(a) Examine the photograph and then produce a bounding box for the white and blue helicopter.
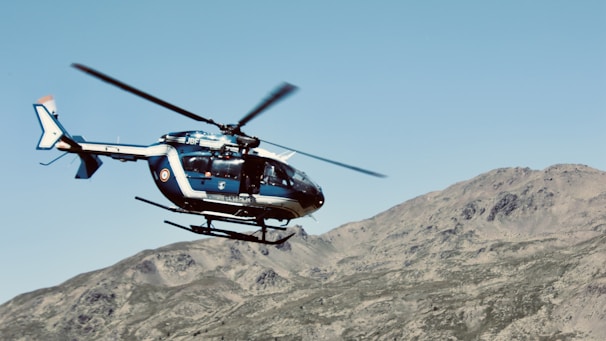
[34,64,385,244]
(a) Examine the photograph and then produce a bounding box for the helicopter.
[34,64,386,245]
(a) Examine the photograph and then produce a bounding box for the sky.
[1,1,604,304]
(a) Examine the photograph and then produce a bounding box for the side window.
[211,159,244,179]
[263,161,291,187]
[182,156,210,173]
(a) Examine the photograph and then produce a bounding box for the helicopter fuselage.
[148,131,325,221]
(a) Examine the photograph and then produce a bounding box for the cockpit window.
[282,163,319,193]
[283,164,308,183]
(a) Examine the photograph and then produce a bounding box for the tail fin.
[33,96,102,179]
[33,96,77,150]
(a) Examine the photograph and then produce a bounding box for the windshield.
[263,160,318,192]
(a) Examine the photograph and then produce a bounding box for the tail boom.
[33,96,154,179]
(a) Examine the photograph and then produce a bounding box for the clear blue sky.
[1,1,604,304]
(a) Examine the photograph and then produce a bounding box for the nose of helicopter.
[316,190,325,209]
[300,187,324,214]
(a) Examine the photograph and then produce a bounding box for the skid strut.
[135,196,294,244]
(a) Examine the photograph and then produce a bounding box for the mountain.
[1,164,605,340]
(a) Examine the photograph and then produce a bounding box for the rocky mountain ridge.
[1,164,605,340]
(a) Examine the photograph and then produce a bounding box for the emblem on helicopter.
[33,63,386,245]
[159,168,170,182]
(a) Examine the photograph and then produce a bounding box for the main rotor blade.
[72,63,221,128]
[237,82,297,130]
[261,139,387,178]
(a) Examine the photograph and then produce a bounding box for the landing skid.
[164,220,294,245]
[135,196,295,245]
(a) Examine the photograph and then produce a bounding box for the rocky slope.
[1,164,605,340]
